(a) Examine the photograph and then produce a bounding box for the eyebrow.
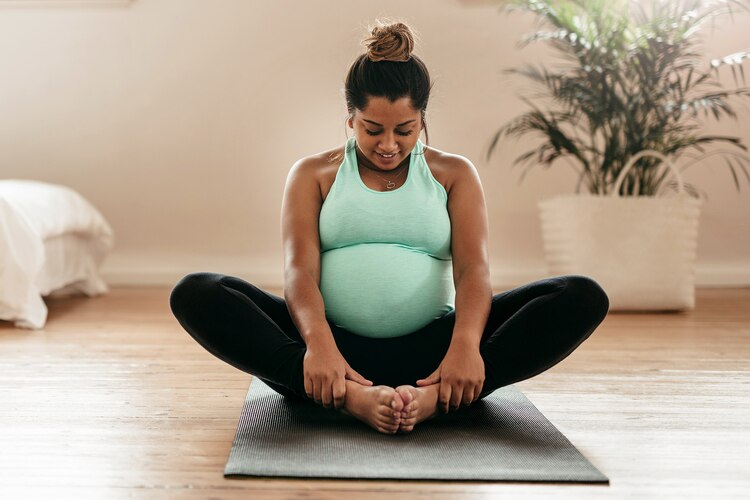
[362,119,416,127]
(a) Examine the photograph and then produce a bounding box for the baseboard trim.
[100,262,750,289]
[101,267,284,290]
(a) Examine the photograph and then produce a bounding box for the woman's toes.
[403,400,416,417]
[395,385,414,404]
[389,390,404,414]
[395,386,417,415]
[404,403,418,420]
[378,418,399,433]
[379,407,401,424]
[397,415,416,433]
[400,414,417,426]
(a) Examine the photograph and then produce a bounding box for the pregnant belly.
[319,243,455,338]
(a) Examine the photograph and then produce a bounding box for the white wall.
[1,0,748,289]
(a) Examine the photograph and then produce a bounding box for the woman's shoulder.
[423,144,478,196]
[290,144,346,201]
[293,144,345,172]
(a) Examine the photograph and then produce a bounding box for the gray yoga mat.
[224,378,609,483]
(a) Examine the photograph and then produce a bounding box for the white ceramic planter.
[538,151,703,311]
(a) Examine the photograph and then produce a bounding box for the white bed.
[0,179,114,330]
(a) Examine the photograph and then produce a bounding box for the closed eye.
[365,129,413,136]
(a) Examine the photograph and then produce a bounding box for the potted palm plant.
[488,0,750,310]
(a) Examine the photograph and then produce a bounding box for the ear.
[347,116,354,129]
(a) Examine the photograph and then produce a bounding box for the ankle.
[418,383,440,410]
[345,379,367,394]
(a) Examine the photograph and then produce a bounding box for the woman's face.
[347,96,423,172]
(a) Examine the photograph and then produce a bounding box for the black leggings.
[169,273,609,402]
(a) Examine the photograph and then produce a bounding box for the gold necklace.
[363,164,408,190]
[355,145,408,190]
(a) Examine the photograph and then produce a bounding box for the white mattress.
[0,180,114,329]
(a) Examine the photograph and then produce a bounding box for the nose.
[378,131,398,152]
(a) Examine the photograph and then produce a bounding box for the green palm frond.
[491,0,750,196]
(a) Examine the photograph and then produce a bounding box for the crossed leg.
[169,273,608,434]
[340,275,609,432]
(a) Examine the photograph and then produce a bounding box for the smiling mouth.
[377,152,397,158]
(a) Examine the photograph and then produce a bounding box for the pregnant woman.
[169,20,609,434]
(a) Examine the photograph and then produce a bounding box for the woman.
[169,20,609,435]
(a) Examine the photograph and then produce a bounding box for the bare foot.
[394,384,440,433]
[339,380,404,434]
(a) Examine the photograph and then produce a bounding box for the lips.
[375,152,398,166]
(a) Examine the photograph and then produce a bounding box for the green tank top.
[318,136,455,338]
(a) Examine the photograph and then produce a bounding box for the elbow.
[283,265,320,297]
[454,264,491,290]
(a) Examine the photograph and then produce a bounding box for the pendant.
[386,180,396,189]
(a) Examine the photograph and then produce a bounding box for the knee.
[561,275,610,323]
[169,272,224,317]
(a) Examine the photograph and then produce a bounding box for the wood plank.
[1,286,748,498]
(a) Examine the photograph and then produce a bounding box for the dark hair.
[343,20,434,145]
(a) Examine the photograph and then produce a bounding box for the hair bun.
[363,21,415,62]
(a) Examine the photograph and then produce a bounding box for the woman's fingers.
[447,384,479,410]
[474,383,483,403]
[439,383,452,413]
[321,381,333,408]
[304,377,313,400]
[449,385,464,410]
[462,387,475,406]
[346,367,372,386]
[416,368,440,386]
[313,380,322,404]
[332,378,346,409]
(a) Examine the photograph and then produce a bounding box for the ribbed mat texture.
[224,378,608,483]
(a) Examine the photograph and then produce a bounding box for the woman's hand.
[416,342,485,413]
[303,341,372,409]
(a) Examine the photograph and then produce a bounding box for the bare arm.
[280,157,372,409]
[416,154,491,413]
[447,157,492,350]
[281,158,336,351]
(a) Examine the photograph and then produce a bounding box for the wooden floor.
[1,286,749,499]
